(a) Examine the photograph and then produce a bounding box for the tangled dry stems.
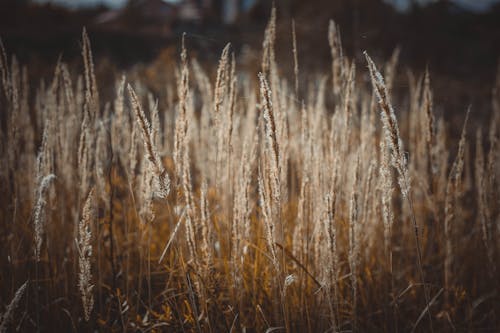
[0,11,499,333]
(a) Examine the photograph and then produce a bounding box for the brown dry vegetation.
[0,7,499,333]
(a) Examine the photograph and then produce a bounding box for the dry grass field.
[0,7,499,332]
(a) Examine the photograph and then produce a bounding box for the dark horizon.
[1,0,499,115]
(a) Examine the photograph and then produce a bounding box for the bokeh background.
[1,0,500,115]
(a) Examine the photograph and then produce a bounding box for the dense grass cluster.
[0,9,499,332]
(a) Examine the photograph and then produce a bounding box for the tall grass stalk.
[365,51,434,333]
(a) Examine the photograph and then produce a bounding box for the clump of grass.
[0,9,498,333]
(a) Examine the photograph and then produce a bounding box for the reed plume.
[128,84,170,199]
[0,281,28,333]
[77,188,94,321]
[33,174,56,261]
[365,51,434,333]
[292,19,299,96]
[328,20,344,97]
[444,108,470,302]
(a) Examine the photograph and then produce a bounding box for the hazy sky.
[33,0,499,12]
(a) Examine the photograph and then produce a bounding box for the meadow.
[0,8,498,332]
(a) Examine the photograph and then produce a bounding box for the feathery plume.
[444,108,470,300]
[349,155,360,332]
[365,51,410,198]
[328,19,343,96]
[323,192,339,329]
[212,43,231,186]
[380,135,394,256]
[384,46,400,95]
[128,84,170,198]
[33,174,56,261]
[258,72,281,204]
[422,69,437,183]
[486,111,498,197]
[257,166,277,266]
[77,188,94,321]
[0,281,28,333]
[81,27,99,112]
[365,51,433,333]
[475,128,496,273]
[174,34,190,179]
[200,180,212,267]
[0,38,11,99]
[261,6,276,75]
[292,19,299,96]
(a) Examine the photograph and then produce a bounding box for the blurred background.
[1,0,499,112]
